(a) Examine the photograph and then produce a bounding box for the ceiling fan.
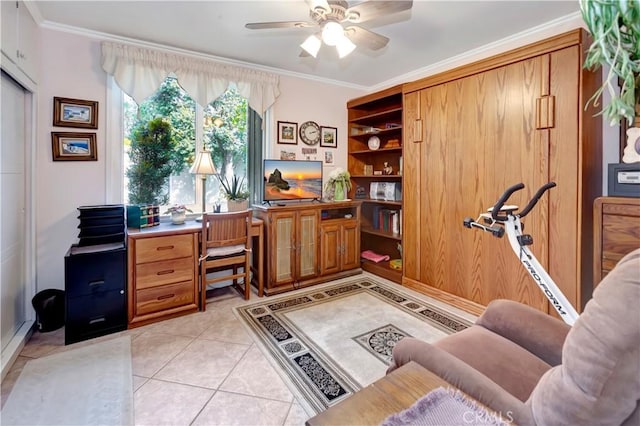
[245,0,413,58]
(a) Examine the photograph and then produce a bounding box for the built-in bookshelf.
[347,85,403,283]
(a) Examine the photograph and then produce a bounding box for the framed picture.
[320,126,337,148]
[51,132,97,161]
[53,97,99,129]
[277,121,298,145]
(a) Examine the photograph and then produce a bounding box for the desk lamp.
[189,149,217,220]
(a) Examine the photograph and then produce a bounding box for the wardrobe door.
[1,71,28,351]
[420,56,550,310]
[402,90,421,281]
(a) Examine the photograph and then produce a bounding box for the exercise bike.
[463,182,579,325]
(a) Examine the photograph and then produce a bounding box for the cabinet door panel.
[341,221,360,271]
[320,223,340,275]
[402,90,421,281]
[297,211,319,279]
[417,56,547,310]
[273,212,295,285]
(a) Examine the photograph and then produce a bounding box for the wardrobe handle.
[89,317,106,325]
[88,279,105,286]
[156,245,174,251]
[157,269,174,276]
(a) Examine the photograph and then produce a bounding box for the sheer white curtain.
[101,42,280,117]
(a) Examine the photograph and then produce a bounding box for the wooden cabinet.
[127,228,199,327]
[254,201,361,295]
[1,1,39,82]
[347,85,403,283]
[594,197,640,284]
[320,219,360,275]
[401,29,602,313]
[269,209,319,288]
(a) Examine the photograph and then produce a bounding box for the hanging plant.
[580,0,640,126]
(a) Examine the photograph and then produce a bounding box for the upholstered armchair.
[388,249,640,425]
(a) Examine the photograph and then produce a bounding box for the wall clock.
[299,121,321,146]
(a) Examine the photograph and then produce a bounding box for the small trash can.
[31,289,65,332]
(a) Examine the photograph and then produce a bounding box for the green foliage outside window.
[126,118,177,204]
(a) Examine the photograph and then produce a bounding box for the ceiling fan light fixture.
[300,34,322,57]
[336,36,356,58]
[321,21,344,46]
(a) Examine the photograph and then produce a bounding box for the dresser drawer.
[136,234,194,264]
[601,214,640,272]
[136,257,194,289]
[136,280,195,316]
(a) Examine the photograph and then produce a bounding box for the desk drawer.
[136,234,194,264]
[136,257,194,289]
[136,280,194,315]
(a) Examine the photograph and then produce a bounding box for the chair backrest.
[201,210,251,253]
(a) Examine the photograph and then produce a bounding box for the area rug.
[235,277,474,414]
[1,335,134,425]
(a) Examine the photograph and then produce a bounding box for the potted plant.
[580,0,639,127]
[324,167,352,201]
[219,175,250,211]
[163,204,193,225]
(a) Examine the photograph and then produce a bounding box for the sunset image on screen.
[264,160,323,201]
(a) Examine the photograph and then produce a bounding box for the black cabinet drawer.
[65,249,126,297]
[65,290,127,345]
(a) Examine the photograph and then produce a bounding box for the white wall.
[268,76,363,178]
[35,28,364,292]
[37,30,108,291]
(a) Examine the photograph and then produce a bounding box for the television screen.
[264,159,323,202]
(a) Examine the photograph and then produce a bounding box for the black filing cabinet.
[65,244,127,345]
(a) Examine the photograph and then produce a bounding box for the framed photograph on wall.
[320,126,337,148]
[51,132,97,161]
[277,121,298,145]
[53,97,99,129]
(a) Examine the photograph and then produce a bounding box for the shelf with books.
[347,85,403,284]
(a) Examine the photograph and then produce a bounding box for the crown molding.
[369,12,585,93]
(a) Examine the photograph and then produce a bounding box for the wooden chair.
[199,210,252,309]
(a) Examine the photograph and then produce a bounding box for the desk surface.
[306,362,452,426]
[127,217,263,239]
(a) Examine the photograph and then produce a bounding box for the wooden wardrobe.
[402,29,602,314]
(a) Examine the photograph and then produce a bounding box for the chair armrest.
[389,337,534,425]
[476,300,570,366]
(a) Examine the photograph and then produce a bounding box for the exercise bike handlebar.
[490,182,556,221]
[518,182,556,218]
[491,183,524,221]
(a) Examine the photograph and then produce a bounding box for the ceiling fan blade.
[344,25,389,50]
[345,0,413,23]
[245,21,316,30]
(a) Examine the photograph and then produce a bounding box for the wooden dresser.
[593,197,640,285]
[127,224,200,328]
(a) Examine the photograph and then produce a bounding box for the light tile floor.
[1,287,311,426]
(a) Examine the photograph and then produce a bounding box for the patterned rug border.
[235,277,473,414]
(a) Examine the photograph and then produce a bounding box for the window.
[122,77,261,212]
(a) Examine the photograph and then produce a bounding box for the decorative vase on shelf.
[171,210,186,225]
[334,181,345,201]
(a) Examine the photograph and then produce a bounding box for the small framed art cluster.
[277,120,337,148]
[51,97,99,161]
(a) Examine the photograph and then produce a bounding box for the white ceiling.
[31,0,581,89]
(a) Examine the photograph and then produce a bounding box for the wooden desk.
[306,362,451,426]
[127,217,264,327]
